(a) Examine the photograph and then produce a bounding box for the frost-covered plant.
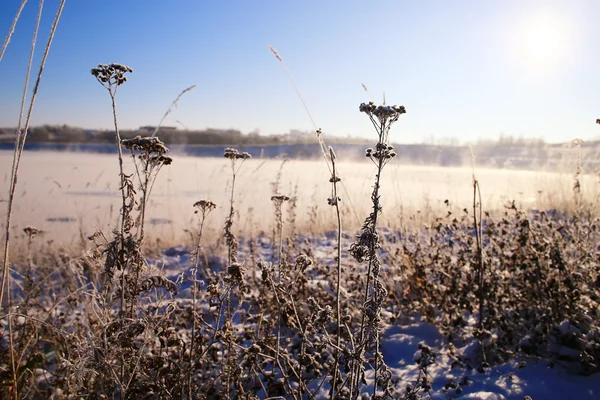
[87,64,180,397]
[348,101,406,397]
[188,199,216,397]
[220,147,250,397]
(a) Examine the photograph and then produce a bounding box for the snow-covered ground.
[377,321,600,399]
[154,232,600,400]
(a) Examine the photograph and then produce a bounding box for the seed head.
[193,200,217,214]
[359,101,406,129]
[271,195,290,202]
[23,226,42,238]
[224,148,251,160]
[91,63,133,88]
[122,135,169,155]
[327,196,341,206]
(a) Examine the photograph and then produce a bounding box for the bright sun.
[516,12,569,75]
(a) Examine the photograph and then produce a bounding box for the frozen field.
[0,150,594,244]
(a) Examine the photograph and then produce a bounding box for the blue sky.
[1,0,600,144]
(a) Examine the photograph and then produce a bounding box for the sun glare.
[515,12,569,76]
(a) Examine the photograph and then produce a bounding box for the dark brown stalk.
[470,147,486,364]
[473,179,485,352]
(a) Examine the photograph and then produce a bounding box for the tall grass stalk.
[268,44,360,226]
[3,2,43,395]
[328,146,343,399]
[151,84,196,138]
[0,2,66,396]
[268,46,350,397]
[0,0,27,63]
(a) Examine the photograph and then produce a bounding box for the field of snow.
[0,150,593,245]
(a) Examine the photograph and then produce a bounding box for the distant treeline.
[0,125,370,146]
[2,125,600,171]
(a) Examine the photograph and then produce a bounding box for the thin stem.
[330,156,343,400]
[151,85,197,137]
[109,90,128,324]
[108,89,130,391]
[188,209,210,398]
[473,179,486,363]
[4,2,44,396]
[352,119,386,398]
[0,0,28,63]
[1,2,66,398]
[137,157,150,243]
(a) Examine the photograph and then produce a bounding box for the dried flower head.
[148,154,172,166]
[193,200,217,213]
[23,226,42,238]
[224,148,251,160]
[270,195,290,203]
[365,143,396,163]
[122,136,169,155]
[359,101,406,123]
[226,262,245,286]
[359,101,406,145]
[90,63,133,88]
[327,196,341,206]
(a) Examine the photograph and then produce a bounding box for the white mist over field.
[0,150,594,244]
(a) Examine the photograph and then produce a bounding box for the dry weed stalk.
[221,147,250,397]
[349,101,405,398]
[122,135,172,243]
[270,160,289,263]
[151,84,197,138]
[0,2,66,397]
[571,138,583,214]
[0,0,27,63]
[90,64,178,397]
[469,146,487,365]
[327,145,344,398]
[188,199,216,398]
[91,63,134,324]
[268,46,352,397]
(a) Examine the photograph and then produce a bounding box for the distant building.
[139,126,177,134]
